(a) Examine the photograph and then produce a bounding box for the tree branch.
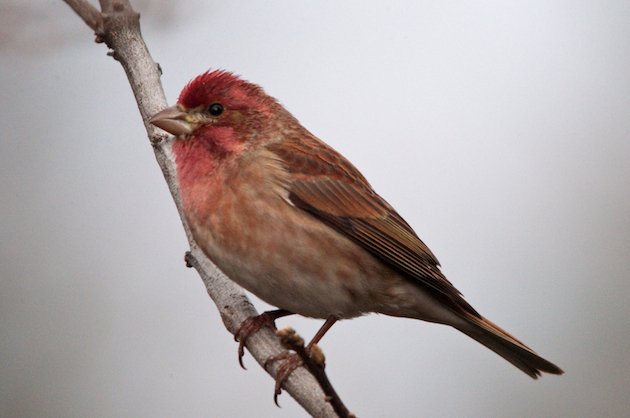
[61,1,341,416]
[64,0,102,31]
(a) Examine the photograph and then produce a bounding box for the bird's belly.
[188,186,391,319]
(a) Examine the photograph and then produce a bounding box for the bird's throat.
[172,135,228,222]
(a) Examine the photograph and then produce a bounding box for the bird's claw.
[266,327,326,406]
[264,351,303,406]
[234,313,279,369]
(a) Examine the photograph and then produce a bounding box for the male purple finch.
[150,70,563,379]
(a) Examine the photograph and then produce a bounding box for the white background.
[1,1,629,417]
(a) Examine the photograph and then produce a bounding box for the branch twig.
[64,0,102,31]
[61,0,342,416]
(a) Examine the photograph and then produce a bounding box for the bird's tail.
[456,313,563,378]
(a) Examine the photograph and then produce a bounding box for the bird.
[150,70,563,379]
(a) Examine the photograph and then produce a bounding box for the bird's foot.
[235,309,292,369]
[265,327,326,406]
[265,350,304,406]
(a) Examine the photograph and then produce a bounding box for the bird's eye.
[208,103,224,116]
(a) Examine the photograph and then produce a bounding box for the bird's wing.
[267,135,478,315]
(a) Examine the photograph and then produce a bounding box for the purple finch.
[150,70,563,379]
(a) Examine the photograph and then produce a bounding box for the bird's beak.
[149,105,194,136]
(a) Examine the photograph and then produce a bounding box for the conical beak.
[149,105,194,136]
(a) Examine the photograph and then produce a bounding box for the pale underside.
[179,144,463,326]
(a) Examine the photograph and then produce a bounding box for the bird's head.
[150,70,281,154]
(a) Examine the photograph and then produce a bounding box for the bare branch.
[61,0,342,416]
[63,0,102,31]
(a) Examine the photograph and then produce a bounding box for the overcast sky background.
[1,1,629,417]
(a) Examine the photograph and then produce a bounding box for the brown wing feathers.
[269,137,480,317]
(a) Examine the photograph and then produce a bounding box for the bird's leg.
[306,316,338,353]
[267,316,339,405]
[235,309,294,369]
